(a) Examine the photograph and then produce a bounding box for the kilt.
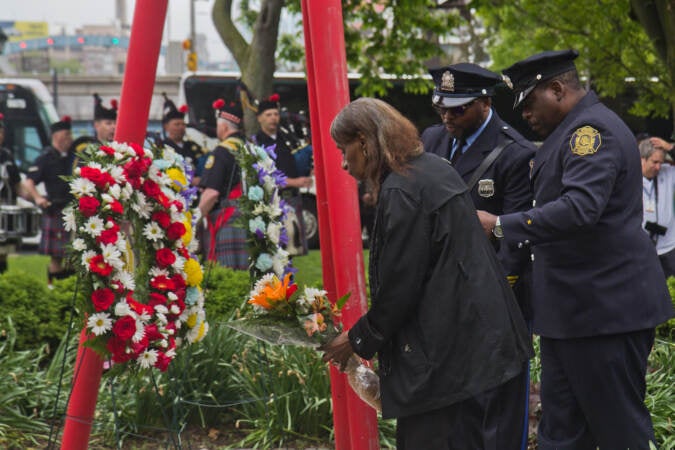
[40,211,71,258]
[282,193,308,257]
[202,207,248,270]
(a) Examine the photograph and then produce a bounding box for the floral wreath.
[63,141,207,372]
[234,142,295,279]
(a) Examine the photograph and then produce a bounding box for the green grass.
[8,253,49,283]
[293,249,369,289]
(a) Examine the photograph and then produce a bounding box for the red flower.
[287,283,298,299]
[107,336,133,363]
[142,179,161,198]
[179,104,188,113]
[78,196,100,217]
[91,287,115,311]
[89,254,113,277]
[112,315,137,340]
[212,98,225,110]
[97,228,119,245]
[178,245,190,259]
[155,351,172,372]
[144,323,164,341]
[166,222,186,240]
[171,200,184,212]
[109,200,124,214]
[155,248,176,268]
[269,93,280,102]
[127,295,154,316]
[151,275,176,291]
[151,211,171,228]
[129,142,145,157]
[123,158,150,185]
[148,292,168,307]
[100,145,115,155]
[130,335,149,357]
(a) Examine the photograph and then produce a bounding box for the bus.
[0,78,58,173]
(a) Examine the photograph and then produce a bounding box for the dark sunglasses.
[433,100,476,117]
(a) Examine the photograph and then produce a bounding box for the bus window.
[0,79,57,172]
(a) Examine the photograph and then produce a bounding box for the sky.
[3,0,232,62]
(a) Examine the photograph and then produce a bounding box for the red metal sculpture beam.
[60,1,168,448]
[301,1,380,449]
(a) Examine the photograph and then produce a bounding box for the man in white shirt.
[640,138,675,277]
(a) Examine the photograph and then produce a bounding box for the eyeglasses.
[433,100,476,117]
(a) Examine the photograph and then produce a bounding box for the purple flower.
[279,227,288,246]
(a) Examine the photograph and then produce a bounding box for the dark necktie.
[450,138,465,165]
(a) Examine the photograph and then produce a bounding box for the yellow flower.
[166,167,188,192]
[186,312,198,328]
[182,215,193,246]
[184,258,203,286]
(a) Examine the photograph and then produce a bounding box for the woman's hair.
[330,97,423,201]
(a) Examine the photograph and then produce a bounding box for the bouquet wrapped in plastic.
[227,273,381,411]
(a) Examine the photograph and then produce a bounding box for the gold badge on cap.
[502,74,513,90]
[440,70,455,92]
[569,125,601,156]
[477,179,495,198]
[204,154,215,169]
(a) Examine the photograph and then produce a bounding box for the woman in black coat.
[322,98,532,449]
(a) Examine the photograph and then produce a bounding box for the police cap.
[502,49,579,108]
[429,63,503,108]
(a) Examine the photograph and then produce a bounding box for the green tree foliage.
[212,1,459,107]
[472,0,674,127]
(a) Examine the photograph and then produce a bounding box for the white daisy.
[132,320,146,343]
[114,270,135,290]
[137,349,158,369]
[87,312,112,336]
[72,238,87,251]
[167,292,178,301]
[109,166,125,184]
[132,193,151,219]
[101,243,124,270]
[70,178,96,196]
[173,256,186,271]
[114,301,132,317]
[120,183,134,200]
[187,238,199,254]
[143,222,164,241]
[170,303,181,315]
[83,216,105,237]
[62,208,77,232]
[81,250,97,269]
[154,304,169,315]
[149,267,170,278]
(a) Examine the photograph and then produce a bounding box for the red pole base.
[60,329,104,450]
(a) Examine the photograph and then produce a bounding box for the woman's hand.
[320,330,354,372]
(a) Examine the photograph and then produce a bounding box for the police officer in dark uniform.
[422,63,535,450]
[253,94,312,256]
[24,116,75,285]
[161,93,205,185]
[478,49,674,450]
[198,98,248,269]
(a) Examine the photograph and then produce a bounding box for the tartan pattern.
[39,212,71,257]
[202,209,248,270]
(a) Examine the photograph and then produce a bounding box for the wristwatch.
[492,216,504,239]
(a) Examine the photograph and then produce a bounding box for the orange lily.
[248,273,297,310]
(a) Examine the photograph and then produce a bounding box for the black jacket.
[501,91,674,338]
[348,152,533,419]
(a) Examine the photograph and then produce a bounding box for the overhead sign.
[0,21,49,42]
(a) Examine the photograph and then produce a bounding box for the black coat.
[348,153,533,419]
[500,91,674,338]
[422,112,535,314]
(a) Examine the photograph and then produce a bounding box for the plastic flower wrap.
[65,142,208,373]
[228,273,382,411]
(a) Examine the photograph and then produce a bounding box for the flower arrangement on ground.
[233,142,295,279]
[63,141,208,372]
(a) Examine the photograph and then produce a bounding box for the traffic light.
[182,39,192,51]
[187,51,198,72]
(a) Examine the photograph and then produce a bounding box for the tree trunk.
[212,0,284,135]
[631,0,675,135]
